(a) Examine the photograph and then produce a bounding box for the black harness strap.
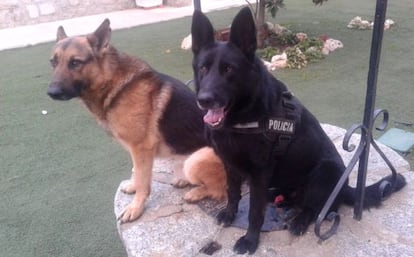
[226,91,300,156]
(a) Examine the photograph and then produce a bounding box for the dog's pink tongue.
[204,108,224,125]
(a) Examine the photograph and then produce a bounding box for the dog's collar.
[233,121,260,129]
[230,91,297,135]
[231,118,296,135]
[226,90,299,156]
[228,117,296,157]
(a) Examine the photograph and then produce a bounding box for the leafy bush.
[267,30,299,47]
[285,46,308,69]
[257,46,281,61]
[297,37,325,63]
[257,28,326,68]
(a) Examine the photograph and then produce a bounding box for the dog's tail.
[342,173,406,208]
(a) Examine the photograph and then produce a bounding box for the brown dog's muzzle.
[47,81,83,100]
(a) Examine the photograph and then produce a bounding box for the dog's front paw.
[216,208,236,227]
[117,202,144,224]
[233,235,259,254]
[288,212,313,236]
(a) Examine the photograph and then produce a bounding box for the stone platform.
[114,124,413,257]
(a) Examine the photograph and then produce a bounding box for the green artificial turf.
[0,1,413,256]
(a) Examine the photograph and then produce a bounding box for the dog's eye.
[50,58,58,69]
[68,59,83,69]
[200,66,208,76]
[225,65,233,74]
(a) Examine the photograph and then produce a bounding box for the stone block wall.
[0,0,190,29]
[163,0,191,7]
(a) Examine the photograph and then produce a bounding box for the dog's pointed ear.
[229,7,257,61]
[56,26,67,42]
[87,18,111,51]
[191,10,215,55]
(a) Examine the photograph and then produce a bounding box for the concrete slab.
[114,124,413,257]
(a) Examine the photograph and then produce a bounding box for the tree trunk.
[256,0,266,48]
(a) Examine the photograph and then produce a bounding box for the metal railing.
[314,0,399,240]
[194,0,201,11]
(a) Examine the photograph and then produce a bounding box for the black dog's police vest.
[228,91,300,156]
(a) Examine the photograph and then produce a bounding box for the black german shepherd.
[191,7,406,254]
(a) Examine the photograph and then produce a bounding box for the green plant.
[265,0,285,18]
[304,47,325,63]
[257,46,281,61]
[267,30,299,47]
[297,37,325,63]
[297,37,324,52]
[285,46,308,69]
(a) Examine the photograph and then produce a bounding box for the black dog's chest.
[211,132,275,174]
[209,95,304,176]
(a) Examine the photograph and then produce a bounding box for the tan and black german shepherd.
[47,19,226,223]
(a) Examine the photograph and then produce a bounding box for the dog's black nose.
[47,84,63,98]
[47,84,71,100]
[197,92,216,109]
